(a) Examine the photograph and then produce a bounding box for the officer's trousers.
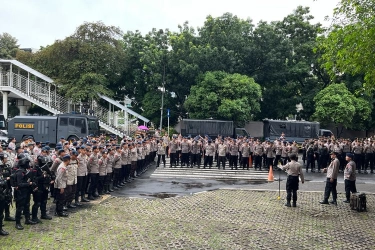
[32,189,48,219]
[76,175,88,200]
[15,189,31,223]
[157,154,166,167]
[88,173,99,195]
[323,178,337,202]
[204,156,213,167]
[218,156,226,169]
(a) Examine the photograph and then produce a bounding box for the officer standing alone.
[278,154,305,207]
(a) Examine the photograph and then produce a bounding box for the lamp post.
[159,64,166,131]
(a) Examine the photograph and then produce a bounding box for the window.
[69,118,75,126]
[59,117,68,126]
[75,118,86,133]
[88,119,99,131]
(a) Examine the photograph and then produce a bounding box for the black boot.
[25,219,37,225]
[67,202,77,209]
[319,199,329,205]
[31,217,42,224]
[105,185,110,194]
[0,227,9,236]
[55,212,69,217]
[41,214,52,220]
[108,185,114,192]
[285,201,291,207]
[81,195,90,202]
[4,216,15,221]
[292,202,297,207]
[15,223,24,230]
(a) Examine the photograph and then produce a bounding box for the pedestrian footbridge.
[0,59,149,137]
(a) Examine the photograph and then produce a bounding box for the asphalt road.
[116,159,375,199]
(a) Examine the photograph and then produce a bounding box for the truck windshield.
[88,119,99,135]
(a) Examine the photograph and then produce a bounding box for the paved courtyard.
[2,190,374,249]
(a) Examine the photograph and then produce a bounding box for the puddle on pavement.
[172,181,213,190]
[139,192,178,199]
[217,179,268,185]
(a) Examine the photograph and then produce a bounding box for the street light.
[159,84,165,130]
[159,64,166,130]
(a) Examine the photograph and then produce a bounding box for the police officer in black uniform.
[31,148,53,223]
[13,154,37,230]
[0,160,10,235]
[0,154,15,222]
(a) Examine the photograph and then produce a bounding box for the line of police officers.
[302,137,375,174]
[157,135,301,170]
[0,134,157,235]
[156,134,375,177]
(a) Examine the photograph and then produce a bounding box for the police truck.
[7,113,100,145]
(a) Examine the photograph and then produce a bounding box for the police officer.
[54,155,70,217]
[97,150,108,195]
[254,140,264,170]
[31,148,53,223]
[180,138,190,167]
[75,146,90,204]
[105,149,114,194]
[65,151,78,208]
[112,146,122,189]
[156,140,166,168]
[278,154,305,207]
[0,159,10,235]
[320,152,340,205]
[0,154,15,222]
[204,140,215,169]
[229,140,239,170]
[169,136,178,168]
[241,141,251,170]
[13,154,37,230]
[87,146,100,200]
[217,140,227,170]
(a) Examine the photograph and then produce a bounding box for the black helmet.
[17,153,30,168]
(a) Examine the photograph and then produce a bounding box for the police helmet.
[17,153,30,168]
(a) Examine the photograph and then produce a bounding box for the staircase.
[0,71,125,137]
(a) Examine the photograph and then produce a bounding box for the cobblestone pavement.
[2,190,374,250]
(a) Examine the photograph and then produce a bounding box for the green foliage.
[184,71,261,124]
[16,21,126,102]
[0,32,19,59]
[10,5,375,132]
[320,0,375,91]
[313,83,371,129]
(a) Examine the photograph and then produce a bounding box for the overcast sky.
[0,0,339,48]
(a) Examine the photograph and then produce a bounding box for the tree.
[184,71,262,125]
[0,33,19,59]
[17,22,125,102]
[313,83,371,136]
[320,0,375,91]
[254,7,329,121]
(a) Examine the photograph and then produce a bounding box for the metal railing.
[0,71,125,137]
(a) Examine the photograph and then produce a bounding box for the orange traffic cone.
[268,166,274,182]
[249,156,253,168]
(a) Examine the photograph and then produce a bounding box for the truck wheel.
[67,136,79,143]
